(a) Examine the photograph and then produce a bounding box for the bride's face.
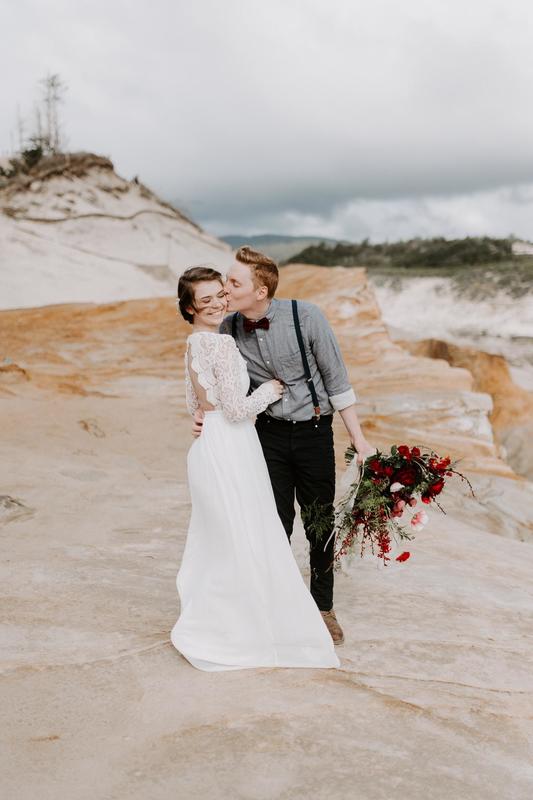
[189,280,228,328]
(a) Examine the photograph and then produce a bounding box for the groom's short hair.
[236,246,279,299]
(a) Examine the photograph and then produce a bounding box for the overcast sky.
[2,0,533,241]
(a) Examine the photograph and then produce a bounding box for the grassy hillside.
[286,236,514,268]
[286,237,533,299]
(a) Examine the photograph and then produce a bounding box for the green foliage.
[21,144,44,169]
[300,498,334,542]
[0,145,43,180]
[285,236,515,269]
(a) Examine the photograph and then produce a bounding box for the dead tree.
[39,73,67,154]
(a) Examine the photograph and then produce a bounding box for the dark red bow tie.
[243,316,270,333]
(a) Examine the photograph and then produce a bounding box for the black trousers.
[255,413,335,612]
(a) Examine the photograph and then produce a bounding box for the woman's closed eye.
[199,291,226,307]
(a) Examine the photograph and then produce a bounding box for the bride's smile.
[185,279,228,331]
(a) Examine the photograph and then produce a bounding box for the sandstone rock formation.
[0,153,233,310]
[402,338,533,481]
[2,265,533,799]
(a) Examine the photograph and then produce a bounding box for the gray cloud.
[2,0,533,240]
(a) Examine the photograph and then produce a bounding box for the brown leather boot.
[320,609,344,646]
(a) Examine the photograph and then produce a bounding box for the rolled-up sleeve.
[307,304,357,410]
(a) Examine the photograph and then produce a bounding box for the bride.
[171,265,340,671]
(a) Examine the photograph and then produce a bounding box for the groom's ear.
[256,284,269,301]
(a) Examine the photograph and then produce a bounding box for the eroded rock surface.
[402,338,533,481]
[2,265,533,800]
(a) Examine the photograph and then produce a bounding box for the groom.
[193,246,374,645]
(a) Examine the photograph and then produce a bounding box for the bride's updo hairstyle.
[177,265,224,324]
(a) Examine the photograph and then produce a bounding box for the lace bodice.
[185,332,279,422]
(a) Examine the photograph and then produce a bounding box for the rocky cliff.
[402,338,533,481]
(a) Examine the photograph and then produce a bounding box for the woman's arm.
[213,336,282,422]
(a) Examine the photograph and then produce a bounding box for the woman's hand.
[265,379,284,400]
[192,408,205,438]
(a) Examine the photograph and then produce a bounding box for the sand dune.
[0,154,233,310]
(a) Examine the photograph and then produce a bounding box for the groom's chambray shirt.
[219,298,356,422]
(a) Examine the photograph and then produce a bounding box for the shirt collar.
[265,298,279,322]
[240,298,279,323]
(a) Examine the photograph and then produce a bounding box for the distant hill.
[221,234,339,262]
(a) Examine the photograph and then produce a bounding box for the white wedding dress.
[171,331,340,671]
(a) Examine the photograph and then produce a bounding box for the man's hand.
[351,434,376,465]
[192,408,204,438]
[338,405,375,465]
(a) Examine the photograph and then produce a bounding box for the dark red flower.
[396,551,411,562]
[393,464,418,486]
[411,447,421,457]
[430,479,445,496]
[384,465,394,477]
[398,445,411,458]
[377,530,391,560]
[369,458,382,473]
[421,494,432,504]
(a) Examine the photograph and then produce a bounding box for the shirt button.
[266,360,270,364]
[259,338,263,341]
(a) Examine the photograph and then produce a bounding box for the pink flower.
[408,498,417,507]
[390,482,404,493]
[410,510,428,531]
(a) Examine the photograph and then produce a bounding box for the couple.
[170,246,374,671]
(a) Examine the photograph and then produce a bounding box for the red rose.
[384,465,394,477]
[369,458,382,473]
[396,551,410,562]
[430,479,445,496]
[398,445,411,458]
[421,495,432,504]
[393,464,418,486]
[411,447,421,457]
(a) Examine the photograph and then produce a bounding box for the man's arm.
[307,304,374,462]
[338,404,375,463]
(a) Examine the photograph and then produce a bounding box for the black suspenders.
[292,300,321,422]
[231,304,321,422]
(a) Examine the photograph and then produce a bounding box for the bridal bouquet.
[328,444,474,567]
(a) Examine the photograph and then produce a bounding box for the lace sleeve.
[213,336,279,422]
